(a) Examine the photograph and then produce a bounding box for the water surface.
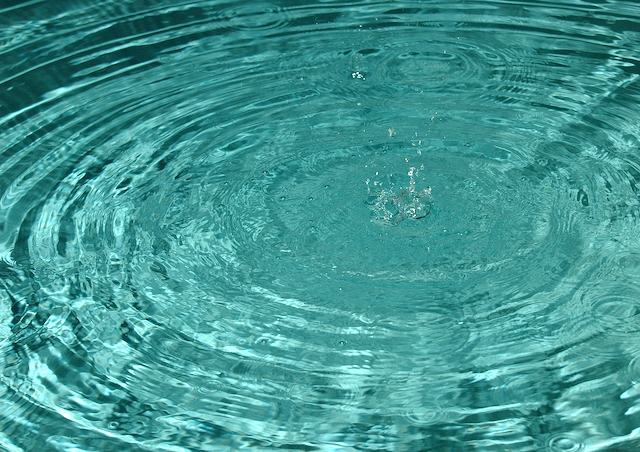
[2,0,640,450]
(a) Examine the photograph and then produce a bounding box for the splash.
[366,166,433,225]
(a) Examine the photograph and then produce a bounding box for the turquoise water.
[2,0,640,450]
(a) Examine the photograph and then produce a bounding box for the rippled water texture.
[2,0,640,450]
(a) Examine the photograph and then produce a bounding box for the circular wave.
[2,0,640,450]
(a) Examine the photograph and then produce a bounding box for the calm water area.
[2,0,640,450]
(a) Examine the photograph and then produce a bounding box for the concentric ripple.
[2,0,640,450]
